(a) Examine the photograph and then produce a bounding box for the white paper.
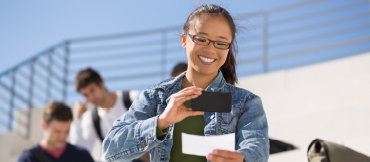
[182,132,235,157]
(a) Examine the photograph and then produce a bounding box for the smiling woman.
[102,4,269,162]
[181,14,233,89]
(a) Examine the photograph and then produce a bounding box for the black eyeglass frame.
[187,33,231,50]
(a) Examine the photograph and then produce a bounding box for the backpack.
[92,91,133,142]
[269,138,296,154]
[307,138,370,162]
[29,146,53,162]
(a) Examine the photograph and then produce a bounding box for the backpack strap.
[92,107,104,142]
[29,146,53,162]
[92,91,132,143]
[122,91,132,110]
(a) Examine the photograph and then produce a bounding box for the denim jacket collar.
[172,70,226,91]
[204,70,226,92]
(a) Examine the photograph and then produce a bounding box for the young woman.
[103,4,269,162]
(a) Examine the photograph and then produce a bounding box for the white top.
[69,90,140,158]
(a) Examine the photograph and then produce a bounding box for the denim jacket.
[102,71,269,162]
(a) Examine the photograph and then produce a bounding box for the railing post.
[368,0,370,23]
[262,13,269,73]
[8,70,16,132]
[47,50,53,103]
[63,41,70,102]
[161,31,167,80]
[26,61,35,138]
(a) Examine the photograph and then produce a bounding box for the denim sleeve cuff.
[137,115,169,143]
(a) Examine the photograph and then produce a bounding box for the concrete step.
[239,52,370,161]
[0,133,35,162]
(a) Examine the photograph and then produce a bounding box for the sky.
[1,0,319,133]
[1,0,369,133]
[0,0,307,73]
[1,0,370,104]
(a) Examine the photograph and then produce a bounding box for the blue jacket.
[103,71,269,162]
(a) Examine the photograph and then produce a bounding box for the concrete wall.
[15,107,44,144]
[0,107,44,162]
[1,52,369,162]
[0,133,34,162]
[238,52,370,161]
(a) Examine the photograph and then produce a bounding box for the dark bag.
[92,91,132,142]
[307,139,370,162]
[29,146,53,162]
[269,138,296,154]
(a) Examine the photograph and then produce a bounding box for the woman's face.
[182,15,232,77]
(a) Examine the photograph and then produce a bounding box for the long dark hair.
[183,4,238,85]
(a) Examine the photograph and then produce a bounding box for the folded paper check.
[182,133,235,157]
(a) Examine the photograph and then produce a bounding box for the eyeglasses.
[188,34,231,50]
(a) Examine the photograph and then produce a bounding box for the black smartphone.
[191,91,232,112]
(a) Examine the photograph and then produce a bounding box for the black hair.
[171,62,188,77]
[75,67,104,92]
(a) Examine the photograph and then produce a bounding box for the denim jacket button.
[210,114,215,119]
[210,130,216,135]
[141,140,146,147]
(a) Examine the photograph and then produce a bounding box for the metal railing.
[0,42,70,137]
[0,0,369,138]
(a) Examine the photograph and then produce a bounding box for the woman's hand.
[158,86,204,130]
[206,149,245,162]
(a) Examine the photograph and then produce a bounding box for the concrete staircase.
[0,133,34,162]
[238,52,370,161]
[0,107,44,162]
[1,52,370,162]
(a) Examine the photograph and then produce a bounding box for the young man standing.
[18,102,94,162]
[69,68,148,161]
